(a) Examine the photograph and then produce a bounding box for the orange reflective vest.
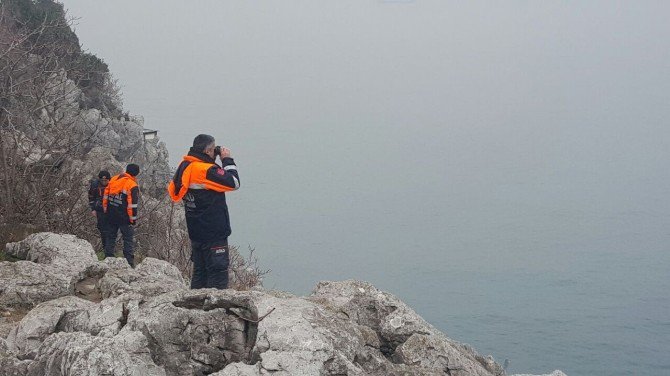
[103,173,139,224]
[168,152,239,242]
[168,155,235,202]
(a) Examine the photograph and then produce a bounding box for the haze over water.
[63,1,670,375]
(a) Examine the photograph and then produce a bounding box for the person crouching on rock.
[88,170,111,252]
[102,164,140,267]
[168,134,240,289]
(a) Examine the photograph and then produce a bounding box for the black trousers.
[190,238,229,289]
[95,211,109,250]
[105,222,135,267]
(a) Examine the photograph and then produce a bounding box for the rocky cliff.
[0,233,509,376]
[1,0,172,232]
[71,109,172,197]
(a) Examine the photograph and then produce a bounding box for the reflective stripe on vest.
[168,156,233,202]
[104,173,138,220]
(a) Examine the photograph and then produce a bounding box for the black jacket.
[171,149,240,243]
[88,179,105,212]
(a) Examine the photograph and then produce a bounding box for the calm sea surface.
[152,114,670,376]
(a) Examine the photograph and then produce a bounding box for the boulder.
[0,353,31,376]
[226,287,465,376]
[83,293,144,337]
[0,319,16,340]
[4,292,145,353]
[85,256,133,277]
[309,280,504,376]
[212,362,261,376]
[98,257,187,299]
[1,233,100,308]
[26,331,165,376]
[247,292,359,375]
[5,232,97,272]
[0,261,72,308]
[5,296,95,358]
[123,289,258,376]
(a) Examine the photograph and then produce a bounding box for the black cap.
[98,170,111,179]
[126,164,140,177]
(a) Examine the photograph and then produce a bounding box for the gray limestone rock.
[98,257,187,299]
[212,362,261,376]
[0,238,508,376]
[85,256,133,277]
[5,233,97,272]
[0,353,31,376]
[123,289,259,376]
[83,293,143,337]
[2,283,507,376]
[4,292,145,361]
[82,109,121,148]
[207,288,471,376]
[248,292,353,375]
[394,333,491,374]
[0,261,72,308]
[5,296,95,358]
[310,279,504,376]
[26,331,165,376]
[1,233,100,308]
[110,118,144,161]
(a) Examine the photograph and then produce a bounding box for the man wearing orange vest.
[103,164,140,267]
[168,134,240,289]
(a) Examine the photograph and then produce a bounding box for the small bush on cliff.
[131,199,269,289]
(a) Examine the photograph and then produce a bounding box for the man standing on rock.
[103,164,140,267]
[88,170,111,251]
[168,134,240,289]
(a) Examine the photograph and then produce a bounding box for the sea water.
[157,117,670,376]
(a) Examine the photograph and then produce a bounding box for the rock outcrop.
[26,331,165,376]
[69,109,172,196]
[1,233,511,375]
[309,280,503,375]
[98,257,187,299]
[0,233,98,308]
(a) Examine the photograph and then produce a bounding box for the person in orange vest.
[103,164,140,267]
[168,134,240,289]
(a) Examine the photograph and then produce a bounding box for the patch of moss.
[0,250,21,262]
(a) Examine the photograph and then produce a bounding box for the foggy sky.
[60,0,670,169]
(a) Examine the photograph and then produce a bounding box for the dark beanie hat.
[98,170,111,179]
[126,164,140,177]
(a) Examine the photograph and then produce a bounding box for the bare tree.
[132,197,270,289]
[0,1,119,241]
[0,1,269,289]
